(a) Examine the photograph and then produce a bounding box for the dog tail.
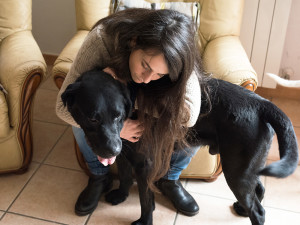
[259,101,299,178]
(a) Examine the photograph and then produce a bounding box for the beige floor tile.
[267,127,300,165]
[264,207,300,225]
[33,88,67,125]
[186,174,236,200]
[0,163,39,211]
[0,213,59,225]
[264,165,300,212]
[88,183,177,225]
[175,194,251,225]
[9,165,88,225]
[272,98,300,127]
[45,126,82,171]
[32,121,68,163]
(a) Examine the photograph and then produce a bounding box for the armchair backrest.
[0,0,32,42]
[75,0,112,31]
[198,0,243,50]
[74,0,244,52]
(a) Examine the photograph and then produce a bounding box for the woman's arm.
[185,71,201,127]
[56,26,111,127]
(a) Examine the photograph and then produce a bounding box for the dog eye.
[114,115,122,122]
[88,118,99,124]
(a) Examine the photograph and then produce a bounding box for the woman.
[56,8,205,217]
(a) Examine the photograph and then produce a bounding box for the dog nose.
[106,138,122,156]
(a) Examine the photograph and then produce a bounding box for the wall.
[32,0,76,55]
[240,0,293,88]
[280,0,300,80]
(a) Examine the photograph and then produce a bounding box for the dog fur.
[62,68,299,225]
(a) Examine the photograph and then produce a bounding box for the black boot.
[75,173,112,216]
[156,178,199,216]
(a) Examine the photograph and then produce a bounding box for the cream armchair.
[0,0,47,174]
[52,0,257,181]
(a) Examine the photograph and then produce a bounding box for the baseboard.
[256,85,300,100]
[43,54,58,66]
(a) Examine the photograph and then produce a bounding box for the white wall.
[32,0,76,55]
[280,0,300,80]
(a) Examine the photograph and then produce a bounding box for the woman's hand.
[120,119,144,142]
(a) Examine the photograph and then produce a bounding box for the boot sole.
[176,206,199,217]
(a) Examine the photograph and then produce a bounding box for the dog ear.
[61,81,81,108]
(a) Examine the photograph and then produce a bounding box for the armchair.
[0,0,47,174]
[52,0,257,181]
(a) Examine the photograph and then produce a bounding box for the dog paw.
[105,189,128,205]
[233,201,248,217]
[131,218,152,225]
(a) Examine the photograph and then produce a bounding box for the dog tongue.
[97,155,116,166]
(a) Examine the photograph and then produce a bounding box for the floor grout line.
[33,119,69,127]
[41,163,85,174]
[4,212,67,225]
[39,125,70,165]
[5,126,69,215]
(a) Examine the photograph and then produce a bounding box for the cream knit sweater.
[56,25,201,128]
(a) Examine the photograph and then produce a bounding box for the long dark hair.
[93,8,208,190]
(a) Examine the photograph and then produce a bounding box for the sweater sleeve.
[56,26,111,127]
[185,71,201,127]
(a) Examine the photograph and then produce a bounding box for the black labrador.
[61,68,299,225]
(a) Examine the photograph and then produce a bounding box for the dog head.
[61,68,132,163]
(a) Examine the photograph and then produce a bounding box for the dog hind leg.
[230,179,265,225]
[233,179,265,217]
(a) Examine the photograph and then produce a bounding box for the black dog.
[62,68,299,225]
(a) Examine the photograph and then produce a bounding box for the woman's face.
[129,49,169,84]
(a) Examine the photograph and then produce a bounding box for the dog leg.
[233,179,265,217]
[132,162,155,225]
[105,153,133,205]
[229,178,265,225]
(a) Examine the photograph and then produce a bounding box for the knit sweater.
[56,25,201,128]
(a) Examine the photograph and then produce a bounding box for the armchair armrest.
[202,36,257,91]
[53,30,89,89]
[0,31,47,128]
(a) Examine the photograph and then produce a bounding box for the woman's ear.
[130,37,137,48]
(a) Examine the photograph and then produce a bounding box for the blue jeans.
[72,126,198,180]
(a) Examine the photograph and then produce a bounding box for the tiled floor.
[0,70,300,225]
